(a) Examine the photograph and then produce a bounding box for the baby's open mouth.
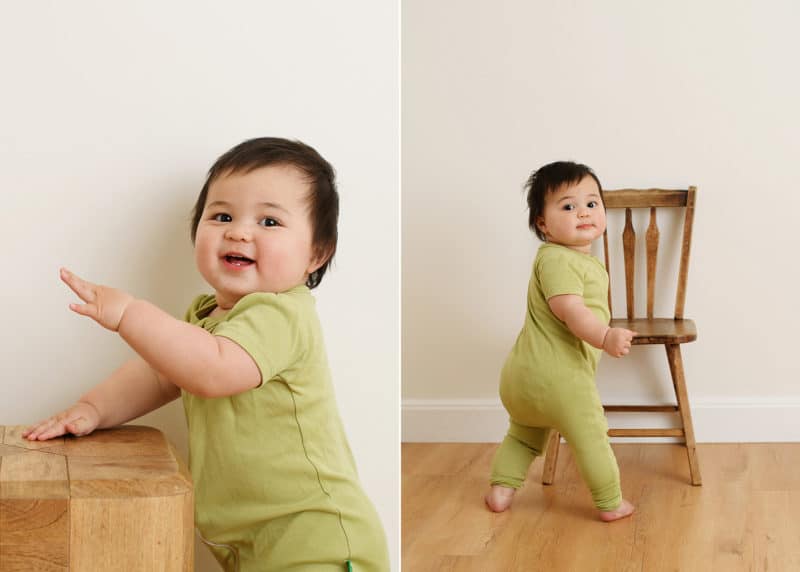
[223,254,255,266]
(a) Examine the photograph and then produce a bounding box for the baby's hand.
[60,268,134,331]
[602,327,636,357]
[22,401,101,441]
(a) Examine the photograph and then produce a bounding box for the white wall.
[402,1,800,442]
[0,2,398,570]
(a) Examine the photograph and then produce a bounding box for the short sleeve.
[183,294,212,323]
[535,249,586,300]
[212,292,301,386]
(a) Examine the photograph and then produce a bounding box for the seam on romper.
[197,529,241,572]
[289,386,353,563]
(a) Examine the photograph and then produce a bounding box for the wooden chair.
[541,187,702,486]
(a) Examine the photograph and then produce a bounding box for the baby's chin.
[215,283,305,300]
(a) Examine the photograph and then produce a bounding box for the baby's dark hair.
[190,137,338,289]
[525,161,603,242]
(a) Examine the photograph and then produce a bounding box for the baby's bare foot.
[485,485,516,512]
[599,498,635,522]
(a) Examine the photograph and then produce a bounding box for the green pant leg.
[489,420,551,488]
[556,388,622,511]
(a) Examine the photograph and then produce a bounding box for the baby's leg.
[486,421,550,512]
[558,400,634,521]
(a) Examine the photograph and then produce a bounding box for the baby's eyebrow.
[259,201,289,214]
[206,200,289,214]
[557,193,601,204]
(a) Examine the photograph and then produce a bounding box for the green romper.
[182,286,389,571]
[489,243,622,511]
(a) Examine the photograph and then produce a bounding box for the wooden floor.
[402,442,800,571]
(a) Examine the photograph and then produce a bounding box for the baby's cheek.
[194,240,217,276]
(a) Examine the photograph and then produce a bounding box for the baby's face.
[194,164,321,309]
[536,176,606,253]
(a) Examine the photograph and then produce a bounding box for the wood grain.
[603,189,688,208]
[0,434,70,571]
[603,405,678,413]
[70,496,189,571]
[0,444,27,458]
[0,451,69,500]
[541,430,559,486]
[38,425,168,457]
[602,229,613,314]
[68,455,188,498]
[3,425,65,451]
[622,208,635,320]
[0,498,69,571]
[675,186,696,319]
[666,344,702,485]
[645,207,659,319]
[0,425,193,572]
[608,428,684,437]
[403,442,800,571]
[610,317,697,344]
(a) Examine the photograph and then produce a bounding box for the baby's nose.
[225,223,253,241]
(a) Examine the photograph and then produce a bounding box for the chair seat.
[610,318,697,345]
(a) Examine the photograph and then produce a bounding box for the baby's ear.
[535,216,547,235]
[307,245,334,274]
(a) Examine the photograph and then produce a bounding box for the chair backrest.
[601,187,696,320]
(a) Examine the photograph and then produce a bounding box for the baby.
[485,161,636,522]
[24,138,389,570]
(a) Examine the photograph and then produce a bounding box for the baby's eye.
[212,213,232,223]
[259,217,279,227]
[562,204,575,211]
[587,200,599,208]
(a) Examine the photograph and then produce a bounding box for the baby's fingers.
[22,415,57,436]
[68,302,99,321]
[60,268,97,304]
[24,418,67,441]
[32,425,69,441]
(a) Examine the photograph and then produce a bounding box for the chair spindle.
[645,207,659,319]
[603,231,612,315]
[674,187,696,319]
[622,208,635,320]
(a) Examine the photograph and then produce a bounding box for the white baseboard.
[401,398,800,443]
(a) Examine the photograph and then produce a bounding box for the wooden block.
[0,498,69,571]
[3,425,65,451]
[1,450,69,499]
[68,455,188,498]
[0,425,193,571]
[0,445,26,458]
[70,496,190,571]
[1,444,70,570]
[37,425,167,457]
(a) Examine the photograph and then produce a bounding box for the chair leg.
[542,429,560,485]
[666,344,702,486]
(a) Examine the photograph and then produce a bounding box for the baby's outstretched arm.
[548,294,635,357]
[24,357,179,440]
[60,267,261,398]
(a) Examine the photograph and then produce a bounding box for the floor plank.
[402,443,800,572]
